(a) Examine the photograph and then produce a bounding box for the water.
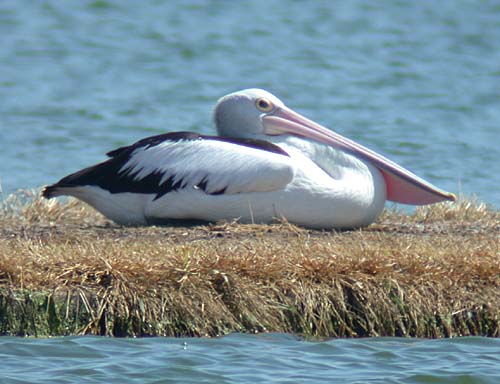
[1,1,499,382]
[0,334,499,384]
[0,1,499,206]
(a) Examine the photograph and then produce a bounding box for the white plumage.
[120,139,295,195]
[43,88,455,228]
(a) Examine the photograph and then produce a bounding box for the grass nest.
[0,190,498,338]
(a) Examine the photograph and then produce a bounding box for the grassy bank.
[0,190,498,338]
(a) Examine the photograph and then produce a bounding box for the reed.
[0,190,498,338]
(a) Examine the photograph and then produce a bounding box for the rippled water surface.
[0,0,499,206]
[1,334,500,383]
[1,1,499,382]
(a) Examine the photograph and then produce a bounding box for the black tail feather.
[42,185,64,199]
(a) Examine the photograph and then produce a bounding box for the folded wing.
[43,132,295,200]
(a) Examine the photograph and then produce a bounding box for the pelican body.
[43,89,455,228]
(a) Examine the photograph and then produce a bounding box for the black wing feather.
[43,131,289,199]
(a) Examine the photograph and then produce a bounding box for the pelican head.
[213,88,456,206]
[214,89,285,138]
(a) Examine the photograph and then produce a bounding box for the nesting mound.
[0,190,498,338]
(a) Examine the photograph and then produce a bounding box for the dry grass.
[0,190,498,338]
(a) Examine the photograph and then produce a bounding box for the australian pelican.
[43,89,456,228]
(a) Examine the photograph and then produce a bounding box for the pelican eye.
[255,98,273,112]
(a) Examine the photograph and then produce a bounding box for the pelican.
[43,88,456,228]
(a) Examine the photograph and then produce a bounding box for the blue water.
[1,334,500,384]
[0,0,499,206]
[1,1,499,382]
